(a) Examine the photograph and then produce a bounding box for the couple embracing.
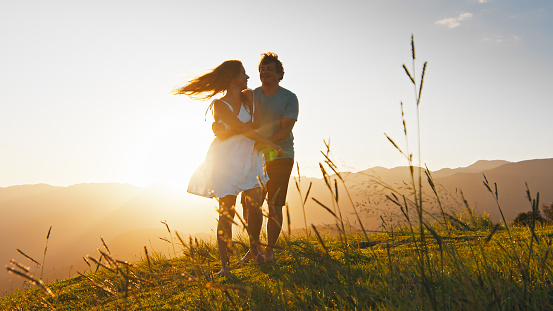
[173,53,298,275]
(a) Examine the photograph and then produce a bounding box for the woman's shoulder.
[212,98,233,111]
[242,88,253,95]
[242,89,254,101]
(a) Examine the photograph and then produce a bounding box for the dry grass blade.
[334,179,339,202]
[39,297,56,311]
[161,220,171,233]
[311,224,329,254]
[144,246,152,273]
[304,182,312,205]
[384,133,405,156]
[385,194,402,207]
[320,151,342,180]
[525,182,532,202]
[6,266,55,297]
[101,236,111,255]
[41,226,52,279]
[411,34,416,60]
[403,64,415,84]
[485,224,500,243]
[312,197,337,219]
[46,226,52,239]
[323,138,331,155]
[286,202,291,236]
[86,255,114,273]
[482,174,492,193]
[425,168,436,192]
[417,62,427,106]
[9,260,30,273]
[175,231,186,248]
[159,237,171,243]
[17,248,40,266]
[401,101,407,136]
[77,272,116,296]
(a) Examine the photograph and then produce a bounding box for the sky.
[1,0,552,188]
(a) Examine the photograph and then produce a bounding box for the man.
[215,52,299,262]
[251,52,298,261]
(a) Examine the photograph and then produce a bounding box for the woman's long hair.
[172,60,243,100]
[172,60,252,113]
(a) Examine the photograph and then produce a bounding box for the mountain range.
[1,158,552,295]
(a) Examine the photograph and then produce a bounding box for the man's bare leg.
[265,204,283,261]
[239,188,265,264]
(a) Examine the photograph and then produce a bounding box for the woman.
[172,60,282,275]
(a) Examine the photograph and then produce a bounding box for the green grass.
[2,225,553,310]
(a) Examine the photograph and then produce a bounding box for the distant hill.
[432,160,511,178]
[286,158,553,232]
[0,183,218,296]
[1,158,552,296]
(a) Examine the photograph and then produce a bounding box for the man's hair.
[259,52,284,81]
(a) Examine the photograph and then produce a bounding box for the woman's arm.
[212,89,258,138]
[213,100,283,155]
[243,89,261,130]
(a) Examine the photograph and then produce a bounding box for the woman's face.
[233,66,249,90]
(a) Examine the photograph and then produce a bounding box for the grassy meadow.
[2,220,553,310]
[3,36,553,310]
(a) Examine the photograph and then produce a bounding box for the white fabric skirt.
[187,135,268,198]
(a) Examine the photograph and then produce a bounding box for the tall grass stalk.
[40,226,52,279]
[294,162,312,237]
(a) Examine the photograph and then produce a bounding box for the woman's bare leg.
[217,195,236,275]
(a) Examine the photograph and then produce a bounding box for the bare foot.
[264,248,276,263]
[238,250,253,264]
[254,252,265,265]
[238,246,264,265]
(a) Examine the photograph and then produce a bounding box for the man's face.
[259,62,283,86]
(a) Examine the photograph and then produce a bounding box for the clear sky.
[1,0,552,187]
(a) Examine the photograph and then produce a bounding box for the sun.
[127,107,213,188]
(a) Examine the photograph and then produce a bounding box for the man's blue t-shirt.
[253,87,299,161]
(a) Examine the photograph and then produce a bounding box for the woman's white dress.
[187,100,268,198]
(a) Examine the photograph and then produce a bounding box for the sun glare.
[127,108,212,188]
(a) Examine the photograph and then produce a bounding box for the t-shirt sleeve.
[284,93,299,121]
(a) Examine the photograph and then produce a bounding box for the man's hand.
[212,122,236,140]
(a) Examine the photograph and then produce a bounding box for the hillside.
[1,158,552,296]
[0,183,218,295]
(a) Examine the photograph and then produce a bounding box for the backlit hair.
[259,52,284,81]
[172,60,243,100]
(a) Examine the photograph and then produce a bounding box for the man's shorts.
[264,158,295,208]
